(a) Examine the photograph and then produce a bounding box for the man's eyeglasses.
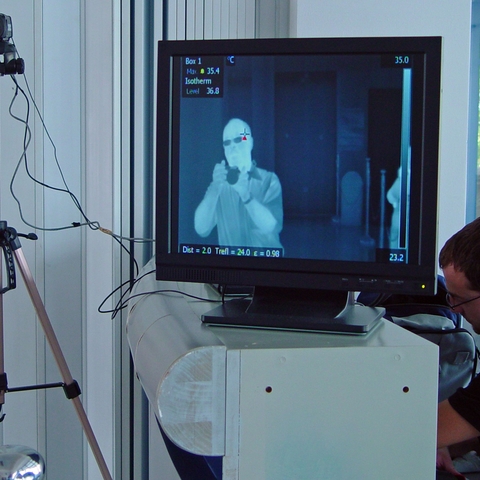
[446,292,480,309]
[223,136,243,147]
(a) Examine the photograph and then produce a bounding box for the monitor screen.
[155,36,441,333]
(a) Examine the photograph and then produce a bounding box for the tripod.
[0,221,112,480]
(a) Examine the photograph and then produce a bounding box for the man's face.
[443,263,480,333]
[222,121,253,172]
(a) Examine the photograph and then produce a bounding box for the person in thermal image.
[194,118,283,249]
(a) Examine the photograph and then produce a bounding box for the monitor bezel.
[155,36,441,296]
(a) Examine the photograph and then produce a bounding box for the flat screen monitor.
[155,36,442,334]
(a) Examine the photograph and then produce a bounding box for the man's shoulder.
[251,162,278,181]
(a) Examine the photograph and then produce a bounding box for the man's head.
[222,118,254,172]
[440,217,480,331]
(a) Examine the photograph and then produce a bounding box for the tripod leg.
[13,247,112,480]
[0,252,4,406]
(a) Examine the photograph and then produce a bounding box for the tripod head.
[0,221,37,294]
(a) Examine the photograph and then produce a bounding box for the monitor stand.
[202,286,385,334]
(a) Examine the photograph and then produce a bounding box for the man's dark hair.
[439,216,480,291]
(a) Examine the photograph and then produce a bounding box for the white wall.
[293,0,473,256]
[42,2,85,477]
[0,1,119,478]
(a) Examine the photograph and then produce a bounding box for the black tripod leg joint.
[63,380,82,399]
[0,372,7,393]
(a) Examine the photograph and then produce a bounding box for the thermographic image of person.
[387,167,401,249]
[194,118,283,249]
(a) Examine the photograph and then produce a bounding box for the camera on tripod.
[0,14,24,76]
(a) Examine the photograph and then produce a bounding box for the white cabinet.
[127,260,438,479]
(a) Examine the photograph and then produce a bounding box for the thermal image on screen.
[175,52,414,265]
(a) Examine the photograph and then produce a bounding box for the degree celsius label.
[182,56,224,98]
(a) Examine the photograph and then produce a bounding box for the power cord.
[6,41,153,308]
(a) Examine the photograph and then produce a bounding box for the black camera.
[0,14,12,42]
[0,14,24,76]
[226,165,240,185]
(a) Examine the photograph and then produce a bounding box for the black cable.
[119,289,223,311]
[8,41,151,319]
[8,75,97,232]
[98,269,156,319]
[102,277,253,321]
[8,43,143,303]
